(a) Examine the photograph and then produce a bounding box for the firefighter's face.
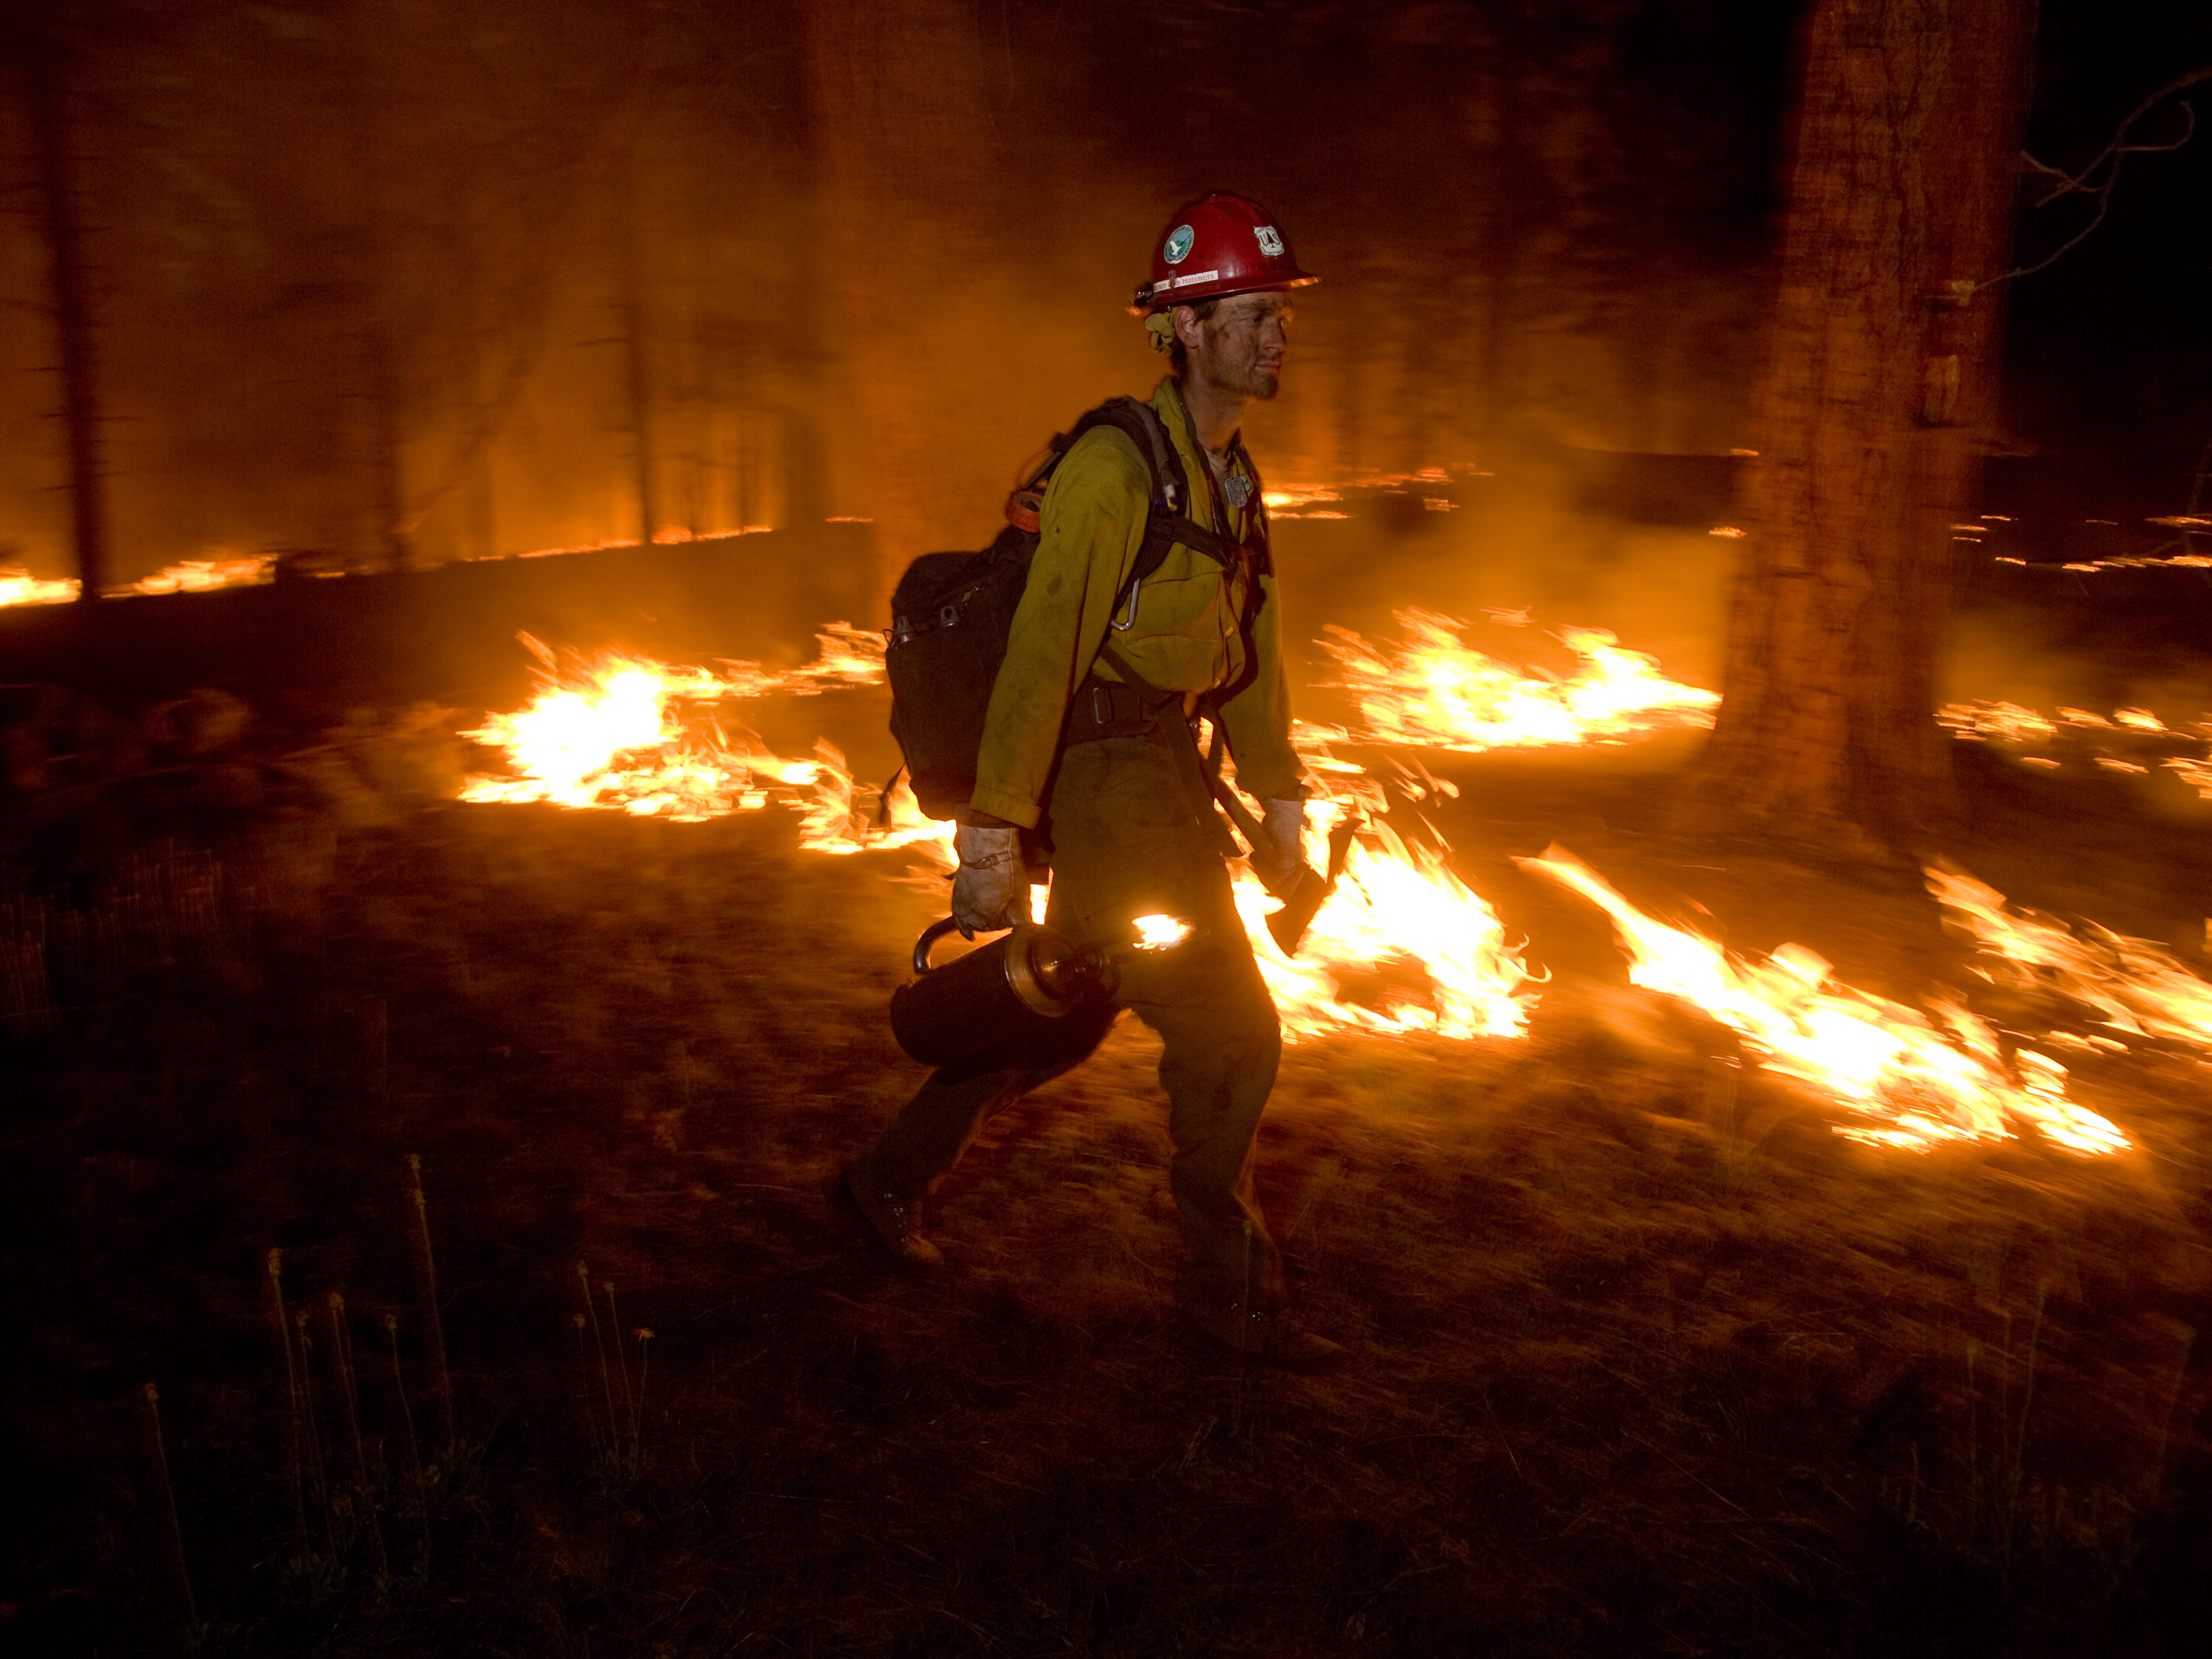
[1183,293,1294,401]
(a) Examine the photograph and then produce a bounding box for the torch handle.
[912,916,965,975]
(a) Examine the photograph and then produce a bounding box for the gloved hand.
[950,823,1028,938]
[1250,796,1309,894]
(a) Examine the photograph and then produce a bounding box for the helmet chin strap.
[1144,312,1177,354]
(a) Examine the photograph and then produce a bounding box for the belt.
[1061,672,1166,746]
[1059,671,1241,859]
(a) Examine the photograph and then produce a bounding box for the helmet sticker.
[1163,224,1196,265]
[1254,225,1285,257]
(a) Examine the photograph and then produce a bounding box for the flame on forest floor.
[1237,808,1534,1041]
[1321,610,1719,753]
[1520,849,2131,1156]
[457,626,886,817]
[129,554,277,595]
[1931,866,2212,1056]
[458,635,1532,1043]
[1939,698,2212,797]
[0,568,80,607]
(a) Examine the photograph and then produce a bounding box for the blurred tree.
[1683,0,2033,860]
[804,0,1018,604]
[3,0,108,598]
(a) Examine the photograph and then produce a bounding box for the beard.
[1199,343,1281,402]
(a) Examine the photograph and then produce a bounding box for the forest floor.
[4,684,2210,1658]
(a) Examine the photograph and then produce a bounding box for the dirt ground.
[4,693,2210,1657]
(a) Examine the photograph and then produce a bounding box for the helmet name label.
[1172,270,1219,288]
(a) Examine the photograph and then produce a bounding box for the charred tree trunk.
[804,0,1010,609]
[1683,0,2032,862]
[18,22,109,601]
[345,0,410,571]
[620,216,660,549]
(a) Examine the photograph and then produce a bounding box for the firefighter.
[836,194,1338,1368]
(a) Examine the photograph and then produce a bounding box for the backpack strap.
[1063,399,1236,581]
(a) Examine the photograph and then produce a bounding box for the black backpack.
[885,396,1262,820]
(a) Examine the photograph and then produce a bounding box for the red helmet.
[1130,192,1319,314]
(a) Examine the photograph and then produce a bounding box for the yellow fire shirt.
[967,377,1303,829]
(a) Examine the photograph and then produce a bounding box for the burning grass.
[5,718,2212,1654]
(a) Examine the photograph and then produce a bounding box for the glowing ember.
[793,746,954,864]
[1937,700,2059,745]
[1930,866,2212,1055]
[1323,610,1718,753]
[1521,849,2130,1156]
[0,568,80,607]
[130,554,276,595]
[1132,914,1191,951]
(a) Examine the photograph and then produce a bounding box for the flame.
[1520,850,2130,1156]
[0,568,80,607]
[1929,866,2212,1055]
[1939,697,2212,792]
[458,629,884,820]
[1937,700,2059,745]
[459,635,1533,1042]
[130,554,276,595]
[1240,808,1533,1042]
[1132,914,1191,951]
[1323,610,1718,753]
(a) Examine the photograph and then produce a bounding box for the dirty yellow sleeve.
[967,419,1304,827]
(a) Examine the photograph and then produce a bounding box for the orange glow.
[129,554,277,595]
[1520,849,2130,1156]
[0,568,80,606]
[1930,866,2212,1056]
[1241,806,1533,1041]
[1323,610,1718,753]
[458,626,885,819]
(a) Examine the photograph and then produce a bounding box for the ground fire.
[453,620,2191,1156]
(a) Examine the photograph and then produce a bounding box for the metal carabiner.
[1110,575,1143,632]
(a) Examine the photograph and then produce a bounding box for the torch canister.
[889,917,1114,1068]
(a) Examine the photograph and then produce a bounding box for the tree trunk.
[804,0,1012,611]
[346,0,410,571]
[1682,0,2032,862]
[620,211,660,549]
[20,25,109,601]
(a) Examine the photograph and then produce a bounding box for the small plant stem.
[406,1154,457,1458]
[382,1313,428,1557]
[631,1328,654,1465]
[2008,1286,2047,1524]
[579,1262,620,1457]
[603,1283,636,1451]
[328,1295,387,1578]
[265,1250,309,1559]
[140,1385,198,1634]
[294,1311,336,1559]
[1965,1338,1981,1540]
[383,1314,423,1492]
[572,1314,603,1461]
[2145,1324,2197,1500]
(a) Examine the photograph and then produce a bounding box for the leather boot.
[828,1168,945,1272]
[1181,1296,1343,1370]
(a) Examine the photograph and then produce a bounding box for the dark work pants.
[859,737,1285,1310]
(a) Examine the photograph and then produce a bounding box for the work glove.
[1249,796,1309,895]
[950,824,1028,938]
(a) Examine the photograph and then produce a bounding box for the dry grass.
[3,726,2210,1657]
